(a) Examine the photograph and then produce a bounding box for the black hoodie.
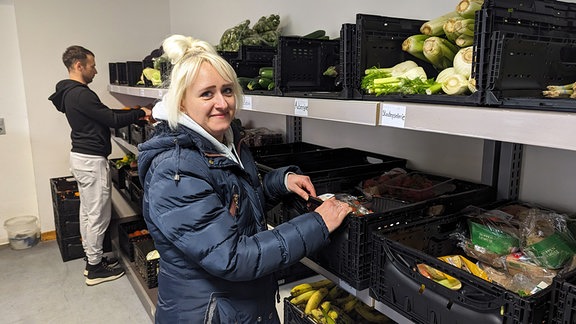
[49,79,145,157]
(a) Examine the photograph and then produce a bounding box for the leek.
[453,46,473,79]
[442,73,469,95]
[420,11,460,36]
[457,0,484,19]
[402,35,430,61]
[423,37,459,70]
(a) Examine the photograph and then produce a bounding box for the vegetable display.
[288,278,392,323]
[361,61,437,95]
[216,14,281,52]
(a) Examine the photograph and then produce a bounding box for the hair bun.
[162,34,217,64]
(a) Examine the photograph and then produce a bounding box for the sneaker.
[85,262,125,286]
[84,256,119,276]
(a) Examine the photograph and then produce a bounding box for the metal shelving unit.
[109,84,576,323]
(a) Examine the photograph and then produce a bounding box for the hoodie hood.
[48,79,85,113]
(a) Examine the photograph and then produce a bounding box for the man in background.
[49,45,151,286]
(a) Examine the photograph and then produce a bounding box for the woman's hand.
[314,198,352,233]
[286,173,316,201]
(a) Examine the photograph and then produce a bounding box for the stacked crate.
[50,176,111,262]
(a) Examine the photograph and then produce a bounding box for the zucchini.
[259,67,274,79]
[258,77,273,89]
[237,77,252,89]
[303,29,326,39]
[267,81,275,91]
[247,79,263,91]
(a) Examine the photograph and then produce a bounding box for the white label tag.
[294,98,309,116]
[380,104,407,128]
[242,96,253,110]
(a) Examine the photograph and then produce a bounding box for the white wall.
[0,0,39,244]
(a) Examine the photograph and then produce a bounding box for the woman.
[138,34,351,323]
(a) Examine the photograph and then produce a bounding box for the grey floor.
[0,238,316,324]
[0,240,152,324]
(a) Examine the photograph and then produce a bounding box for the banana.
[320,301,331,312]
[290,278,333,297]
[354,302,392,323]
[342,297,358,313]
[290,289,316,305]
[330,305,354,324]
[334,293,354,307]
[290,283,315,297]
[310,308,325,323]
[305,287,329,315]
[327,285,345,300]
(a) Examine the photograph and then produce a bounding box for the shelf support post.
[285,116,302,143]
[481,140,523,200]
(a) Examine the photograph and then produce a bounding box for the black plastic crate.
[239,45,276,62]
[474,1,576,112]
[283,297,314,324]
[232,59,272,78]
[130,123,146,146]
[255,147,406,181]
[56,229,112,262]
[550,269,576,324]
[126,61,143,87]
[370,201,560,324]
[109,158,134,190]
[129,180,144,209]
[339,23,357,99]
[118,218,151,262]
[144,123,155,141]
[354,13,483,106]
[249,142,329,161]
[116,125,130,143]
[275,262,317,286]
[109,62,119,85]
[274,36,342,98]
[115,62,127,85]
[54,214,80,238]
[134,238,159,289]
[50,176,80,221]
[310,177,495,291]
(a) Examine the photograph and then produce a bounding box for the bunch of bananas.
[288,279,392,323]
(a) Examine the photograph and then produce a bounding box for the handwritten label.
[294,98,309,116]
[380,104,407,128]
[242,96,253,110]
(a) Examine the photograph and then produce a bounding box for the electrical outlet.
[0,118,5,135]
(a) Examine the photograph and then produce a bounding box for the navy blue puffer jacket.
[137,121,330,324]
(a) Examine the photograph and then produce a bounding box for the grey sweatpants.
[69,152,111,265]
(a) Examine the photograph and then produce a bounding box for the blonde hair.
[161,34,242,130]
